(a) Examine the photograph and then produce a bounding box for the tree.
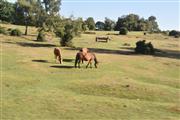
[115,14,159,32]
[82,22,89,31]
[14,0,38,35]
[119,27,128,35]
[169,30,180,38]
[42,0,61,16]
[147,16,159,32]
[0,0,15,23]
[104,17,115,31]
[136,18,148,31]
[95,21,105,30]
[114,16,128,31]
[85,17,95,30]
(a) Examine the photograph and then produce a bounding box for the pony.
[80,48,89,64]
[75,50,98,68]
[54,47,62,64]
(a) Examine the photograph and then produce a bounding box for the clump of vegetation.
[119,27,128,35]
[10,29,22,36]
[55,23,74,47]
[37,31,46,42]
[0,26,7,34]
[135,40,155,55]
[169,30,180,38]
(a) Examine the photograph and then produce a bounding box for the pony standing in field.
[80,48,89,64]
[75,48,98,68]
[54,47,62,64]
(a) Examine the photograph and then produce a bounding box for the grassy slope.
[1,24,180,120]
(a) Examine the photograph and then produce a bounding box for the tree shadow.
[120,47,180,60]
[63,58,74,62]
[50,65,74,69]
[154,49,180,59]
[119,47,134,50]
[66,47,180,60]
[17,42,56,47]
[32,59,50,63]
[65,47,135,55]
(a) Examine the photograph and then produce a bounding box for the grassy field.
[1,23,180,120]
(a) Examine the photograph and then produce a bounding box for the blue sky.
[8,0,180,30]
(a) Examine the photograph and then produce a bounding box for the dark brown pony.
[54,47,62,64]
[75,51,98,68]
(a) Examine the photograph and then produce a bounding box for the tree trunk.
[25,24,28,35]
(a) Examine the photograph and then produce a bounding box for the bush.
[10,29,22,36]
[0,26,6,34]
[135,40,155,55]
[169,30,180,38]
[119,27,128,35]
[56,24,74,47]
[60,32,73,47]
[7,28,12,31]
[37,31,46,42]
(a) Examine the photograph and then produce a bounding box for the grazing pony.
[54,47,62,64]
[80,48,89,64]
[75,50,98,68]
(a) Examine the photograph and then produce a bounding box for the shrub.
[10,29,22,36]
[119,27,128,35]
[135,40,155,55]
[7,28,12,31]
[169,30,180,38]
[56,24,74,47]
[60,33,73,47]
[0,26,6,34]
[37,31,46,42]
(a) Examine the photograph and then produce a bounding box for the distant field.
[1,23,180,120]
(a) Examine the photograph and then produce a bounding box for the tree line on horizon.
[0,0,159,32]
[0,0,179,46]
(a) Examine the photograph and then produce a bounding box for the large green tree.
[0,0,15,23]
[85,17,95,30]
[104,17,115,31]
[147,16,159,32]
[115,14,159,32]
[95,21,105,30]
[14,0,36,35]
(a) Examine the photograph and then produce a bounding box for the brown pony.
[54,47,62,64]
[80,48,89,64]
[75,50,98,68]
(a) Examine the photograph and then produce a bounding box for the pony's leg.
[90,61,92,68]
[78,60,81,68]
[94,63,97,68]
[86,61,90,68]
[59,56,62,64]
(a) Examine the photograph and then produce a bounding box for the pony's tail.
[93,54,98,68]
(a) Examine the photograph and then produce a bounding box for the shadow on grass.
[66,47,180,60]
[65,47,135,55]
[154,49,180,59]
[17,42,56,47]
[120,47,180,60]
[63,58,74,62]
[50,65,74,69]
[32,59,49,63]
[3,41,56,48]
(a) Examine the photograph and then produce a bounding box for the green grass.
[1,23,180,120]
